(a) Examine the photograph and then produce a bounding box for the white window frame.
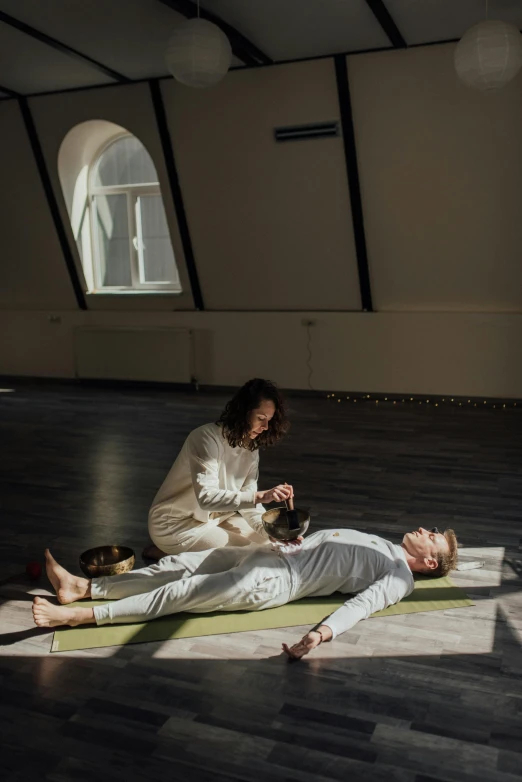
[88,135,181,293]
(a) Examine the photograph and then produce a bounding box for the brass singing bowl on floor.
[262,507,310,541]
[79,546,135,578]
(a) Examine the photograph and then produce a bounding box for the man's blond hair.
[431,529,458,577]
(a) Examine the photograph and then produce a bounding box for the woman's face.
[248,399,276,439]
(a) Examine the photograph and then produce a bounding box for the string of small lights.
[325,393,519,409]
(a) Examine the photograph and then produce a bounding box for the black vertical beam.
[19,97,87,310]
[334,55,373,312]
[149,79,204,310]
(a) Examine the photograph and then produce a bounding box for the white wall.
[349,46,522,312]
[162,59,361,311]
[1,45,522,397]
[2,309,521,398]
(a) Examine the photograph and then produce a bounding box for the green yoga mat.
[51,575,472,653]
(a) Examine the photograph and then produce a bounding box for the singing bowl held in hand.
[262,507,310,541]
[79,545,135,578]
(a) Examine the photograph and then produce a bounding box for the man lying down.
[33,526,458,660]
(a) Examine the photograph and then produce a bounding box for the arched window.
[89,135,180,291]
[60,123,181,295]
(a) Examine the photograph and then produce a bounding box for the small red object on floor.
[26,562,42,580]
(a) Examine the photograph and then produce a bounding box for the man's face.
[402,527,448,563]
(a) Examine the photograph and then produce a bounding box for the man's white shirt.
[286,528,415,638]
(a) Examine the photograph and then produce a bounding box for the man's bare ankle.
[70,607,95,627]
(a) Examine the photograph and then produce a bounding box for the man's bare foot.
[44,549,91,604]
[142,545,167,560]
[32,596,95,628]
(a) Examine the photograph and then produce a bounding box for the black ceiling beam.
[0,11,131,83]
[365,0,407,48]
[0,37,464,102]
[157,0,272,66]
[0,82,21,98]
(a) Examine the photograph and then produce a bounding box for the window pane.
[137,195,180,285]
[94,136,158,187]
[93,194,132,287]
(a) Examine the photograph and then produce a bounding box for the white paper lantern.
[455,20,522,90]
[165,18,232,88]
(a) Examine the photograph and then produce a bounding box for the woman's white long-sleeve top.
[149,423,266,535]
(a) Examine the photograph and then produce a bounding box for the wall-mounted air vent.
[274,121,339,142]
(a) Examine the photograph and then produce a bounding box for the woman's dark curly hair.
[218,378,289,451]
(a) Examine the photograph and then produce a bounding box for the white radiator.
[74,327,195,384]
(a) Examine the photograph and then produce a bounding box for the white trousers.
[148,511,267,555]
[91,546,295,626]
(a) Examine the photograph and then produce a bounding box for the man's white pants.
[91,546,295,626]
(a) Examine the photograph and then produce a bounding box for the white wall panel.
[349,45,522,312]
[163,59,361,311]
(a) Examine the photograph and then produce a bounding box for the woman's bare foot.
[142,545,167,560]
[44,549,91,604]
[32,596,95,628]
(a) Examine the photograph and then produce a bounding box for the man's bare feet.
[44,549,91,604]
[142,545,167,560]
[32,596,95,628]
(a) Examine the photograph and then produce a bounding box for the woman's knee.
[184,526,231,552]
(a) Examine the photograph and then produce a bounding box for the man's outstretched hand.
[282,630,323,660]
[282,625,333,660]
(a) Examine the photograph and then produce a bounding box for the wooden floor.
[1,382,522,782]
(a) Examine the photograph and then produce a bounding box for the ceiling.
[0,0,521,98]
